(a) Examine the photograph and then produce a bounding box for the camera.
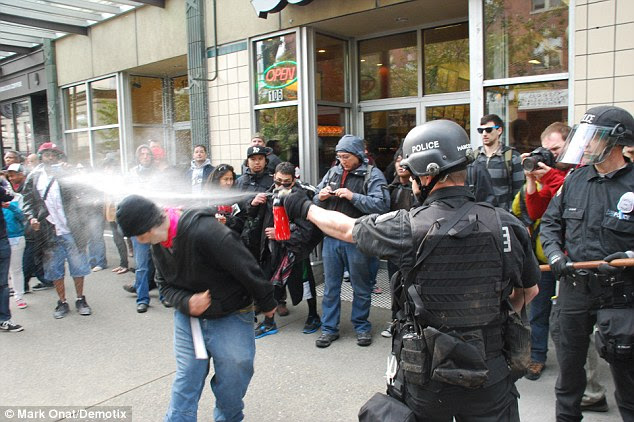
[522,147,555,171]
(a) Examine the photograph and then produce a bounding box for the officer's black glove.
[549,252,574,279]
[283,190,312,221]
[597,251,634,275]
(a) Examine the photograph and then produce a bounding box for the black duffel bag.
[358,392,416,422]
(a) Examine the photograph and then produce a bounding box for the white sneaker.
[92,266,104,272]
[16,298,27,309]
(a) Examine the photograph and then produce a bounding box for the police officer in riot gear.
[283,119,540,421]
[541,106,634,422]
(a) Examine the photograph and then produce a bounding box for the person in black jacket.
[236,146,274,193]
[22,143,93,319]
[244,162,322,338]
[116,195,276,422]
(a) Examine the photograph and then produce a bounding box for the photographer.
[512,122,571,381]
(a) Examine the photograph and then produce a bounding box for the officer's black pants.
[555,277,634,422]
[404,376,519,422]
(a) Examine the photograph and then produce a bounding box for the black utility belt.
[566,271,634,308]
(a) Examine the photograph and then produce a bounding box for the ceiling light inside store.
[318,49,326,53]
[528,59,541,64]
[376,63,383,66]
[360,59,366,62]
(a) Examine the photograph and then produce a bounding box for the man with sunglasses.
[541,106,634,421]
[474,114,524,211]
[244,162,322,337]
[311,135,390,348]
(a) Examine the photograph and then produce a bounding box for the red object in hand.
[273,197,291,241]
[217,205,232,215]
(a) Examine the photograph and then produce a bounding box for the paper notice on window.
[190,317,209,360]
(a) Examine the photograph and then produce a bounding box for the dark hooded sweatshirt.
[154,208,276,319]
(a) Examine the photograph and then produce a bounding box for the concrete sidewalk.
[1,244,621,421]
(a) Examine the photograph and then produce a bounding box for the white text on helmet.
[581,114,596,124]
[411,141,439,153]
[457,144,471,151]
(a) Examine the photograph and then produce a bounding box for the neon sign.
[261,60,297,89]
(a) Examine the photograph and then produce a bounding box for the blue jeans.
[132,237,157,305]
[0,237,12,322]
[165,309,256,422]
[529,270,556,363]
[321,236,372,334]
[87,216,107,268]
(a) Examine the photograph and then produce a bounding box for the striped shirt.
[474,146,525,211]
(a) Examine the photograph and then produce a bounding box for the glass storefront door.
[1,99,33,156]
[361,107,417,173]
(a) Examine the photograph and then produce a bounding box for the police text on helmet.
[411,141,439,153]
[457,144,471,151]
[580,114,596,124]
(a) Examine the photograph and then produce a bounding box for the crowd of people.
[1,107,633,422]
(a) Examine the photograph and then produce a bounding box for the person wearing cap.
[115,194,276,421]
[311,134,389,348]
[236,146,274,193]
[541,106,634,421]
[21,142,93,319]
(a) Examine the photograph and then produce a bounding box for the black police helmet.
[400,120,473,177]
[583,106,634,147]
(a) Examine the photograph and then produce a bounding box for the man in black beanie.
[116,195,276,421]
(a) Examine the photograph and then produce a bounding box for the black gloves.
[598,251,634,275]
[283,190,312,221]
[549,252,574,279]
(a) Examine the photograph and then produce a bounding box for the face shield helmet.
[558,106,634,166]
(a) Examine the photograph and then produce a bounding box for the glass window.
[359,32,417,101]
[317,105,347,178]
[255,106,299,166]
[13,99,32,152]
[485,80,568,153]
[254,33,298,105]
[93,128,120,165]
[484,0,568,79]
[424,23,470,95]
[65,131,90,166]
[131,76,164,124]
[363,108,417,171]
[130,127,165,166]
[315,34,346,103]
[64,84,88,129]
[172,76,190,123]
[175,129,192,167]
[90,77,118,127]
[425,104,470,134]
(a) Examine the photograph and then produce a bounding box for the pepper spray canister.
[273,190,291,241]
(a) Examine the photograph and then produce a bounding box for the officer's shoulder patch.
[375,211,398,224]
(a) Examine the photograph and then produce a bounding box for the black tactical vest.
[409,201,508,336]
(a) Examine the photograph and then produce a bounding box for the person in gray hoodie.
[312,134,390,348]
[186,144,214,193]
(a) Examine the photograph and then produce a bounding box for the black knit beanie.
[116,194,163,237]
